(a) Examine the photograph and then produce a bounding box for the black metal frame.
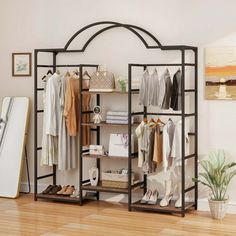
[34,21,198,216]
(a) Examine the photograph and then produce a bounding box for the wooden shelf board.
[131,200,195,213]
[81,121,138,126]
[81,90,139,95]
[82,154,137,160]
[36,193,81,203]
[82,181,143,194]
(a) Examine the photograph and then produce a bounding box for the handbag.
[89,66,115,92]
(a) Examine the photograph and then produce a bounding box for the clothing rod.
[37,64,98,68]
[129,63,195,67]
[184,89,195,92]
[37,173,54,180]
[146,112,182,116]
[184,153,195,160]
[37,88,44,91]
[184,186,195,193]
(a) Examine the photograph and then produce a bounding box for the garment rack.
[34,21,198,216]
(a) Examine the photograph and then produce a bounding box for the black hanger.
[83,70,91,79]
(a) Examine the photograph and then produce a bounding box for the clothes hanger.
[143,117,148,123]
[156,118,165,126]
[41,69,53,80]
[65,66,71,77]
[83,70,91,79]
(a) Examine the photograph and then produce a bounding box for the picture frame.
[12,53,32,77]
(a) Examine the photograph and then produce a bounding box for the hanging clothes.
[58,76,77,170]
[153,125,163,164]
[139,70,150,107]
[161,69,172,109]
[41,72,62,166]
[141,123,156,174]
[64,76,80,136]
[171,69,182,111]
[149,69,160,106]
[162,119,175,172]
[135,121,145,168]
[171,119,189,167]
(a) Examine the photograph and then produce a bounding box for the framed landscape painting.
[205,47,236,100]
[12,53,32,77]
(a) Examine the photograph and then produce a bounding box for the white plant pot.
[208,198,228,220]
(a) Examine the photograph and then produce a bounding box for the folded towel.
[107,111,129,116]
[106,115,129,121]
[106,119,134,124]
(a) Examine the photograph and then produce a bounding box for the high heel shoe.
[140,189,152,204]
[148,189,159,205]
[160,180,173,207]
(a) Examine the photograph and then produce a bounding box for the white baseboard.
[198,198,236,214]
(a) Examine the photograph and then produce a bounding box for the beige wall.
[1,0,236,211]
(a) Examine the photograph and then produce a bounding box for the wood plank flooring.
[0,194,235,235]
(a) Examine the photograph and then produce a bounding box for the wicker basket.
[208,198,228,219]
[102,180,129,189]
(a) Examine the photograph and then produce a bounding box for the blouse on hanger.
[171,70,182,111]
[149,69,160,106]
[161,69,172,110]
[153,125,163,164]
[139,70,150,107]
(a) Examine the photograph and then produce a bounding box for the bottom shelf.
[36,193,81,203]
[36,192,96,203]
[131,199,195,214]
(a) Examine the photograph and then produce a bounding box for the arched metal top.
[64,21,163,51]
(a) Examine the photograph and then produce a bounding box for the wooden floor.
[0,194,236,236]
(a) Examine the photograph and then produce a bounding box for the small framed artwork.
[12,53,32,77]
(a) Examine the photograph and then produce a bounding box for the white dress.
[41,73,62,166]
[171,119,189,167]
[162,119,175,172]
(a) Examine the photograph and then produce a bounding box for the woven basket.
[208,198,228,219]
[102,180,128,189]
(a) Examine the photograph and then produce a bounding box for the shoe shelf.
[81,121,139,127]
[130,200,195,214]
[82,153,138,160]
[82,181,143,194]
[36,193,81,203]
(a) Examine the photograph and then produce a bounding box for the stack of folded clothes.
[106,111,134,124]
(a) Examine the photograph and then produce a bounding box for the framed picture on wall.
[205,47,236,100]
[12,53,32,77]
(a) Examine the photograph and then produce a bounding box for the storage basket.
[101,171,134,189]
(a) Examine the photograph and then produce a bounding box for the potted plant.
[193,149,236,219]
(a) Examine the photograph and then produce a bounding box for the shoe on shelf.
[160,193,173,207]
[57,185,69,195]
[70,189,79,198]
[63,185,75,196]
[175,196,182,208]
[148,189,159,205]
[48,185,62,195]
[140,189,152,204]
[160,180,173,207]
[42,185,54,194]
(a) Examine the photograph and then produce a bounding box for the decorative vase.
[208,197,228,220]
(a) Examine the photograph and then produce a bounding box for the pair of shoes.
[141,189,159,204]
[57,185,75,196]
[42,185,62,195]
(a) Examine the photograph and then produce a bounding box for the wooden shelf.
[82,153,138,160]
[131,200,195,213]
[81,90,139,95]
[36,193,81,203]
[81,121,138,127]
[82,181,143,194]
